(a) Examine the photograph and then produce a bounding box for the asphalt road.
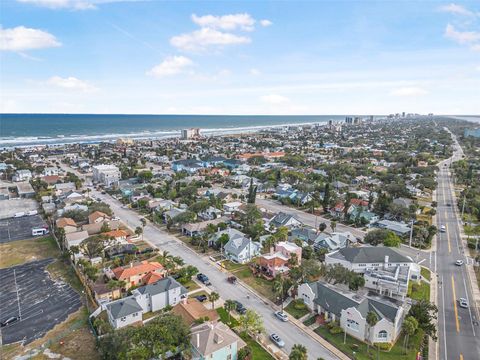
[436,132,479,360]
[92,189,339,360]
[256,198,366,240]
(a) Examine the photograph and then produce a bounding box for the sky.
[0,0,479,115]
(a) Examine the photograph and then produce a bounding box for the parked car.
[270,333,285,347]
[234,300,247,315]
[440,225,446,233]
[13,212,25,218]
[227,276,237,284]
[459,298,468,309]
[195,294,208,302]
[196,273,211,285]
[274,311,289,322]
[455,260,464,266]
[1,317,18,327]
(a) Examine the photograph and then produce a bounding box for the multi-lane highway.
[436,132,479,360]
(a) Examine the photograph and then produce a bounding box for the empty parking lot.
[0,215,48,244]
[0,258,82,345]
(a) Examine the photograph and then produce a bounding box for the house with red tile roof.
[88,211,110,224]
[55,217,78,233]
[102,229,129,242]
[111,261,165,289]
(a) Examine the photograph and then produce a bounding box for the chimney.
[384,255,389,269]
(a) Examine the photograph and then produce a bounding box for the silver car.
[270,333,285,347]
[459,298,468,309]
[274,311,289,322]
[455,260,464,266]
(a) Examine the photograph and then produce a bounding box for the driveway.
[92,189,339,360]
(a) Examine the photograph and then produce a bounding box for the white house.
[13,169,32,182]
[93,165,121,187]
[297,281,406,344]
[224,233,261,264]
[223,201,243,214]
[325,247,420,280]
[104,296,143,329]
[132,277,188,313]
[43,167,59,176]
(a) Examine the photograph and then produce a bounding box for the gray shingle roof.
[135,276,187,297]
[224,235,251,256]
[334,247,412,264]
[105,296,143,319]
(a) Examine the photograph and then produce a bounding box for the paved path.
[92,189,342,360]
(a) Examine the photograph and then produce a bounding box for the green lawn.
[420,267,431,281]
[314,325,424,360]
[179,278,200,292]
[408,281,430,301]
[0,236,59,268]
[285,299,310,319]
[239,332,275,360]
[222,260,247,271]
[216,307,240,328]
[233,267,276,301]
[303,315,317,326]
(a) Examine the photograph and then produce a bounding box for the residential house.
[111,261,165,290]
[297,281,407,344]
[173,299,219,326]
[314,232,356,252]
[65,230,89,249]
[190,321,246,360]
[223,201,242,214]
[182,217,226,237]
[172,159,203,173]
[16,182,35,198]
[257,241,302,277]
[103,229,129,242]
[13,169,32,182]
[43,167,59,176]
[373,220,411,236]
[104,296,143,329]
[56,217,78,233]
[132,276,188,313]
[88,211,111,224]
[224,234,261,264]
[268,212,303,230]
[93,165,120,187]
[325,247,420,280]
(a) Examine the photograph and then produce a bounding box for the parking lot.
[0,258,82,345]
[0,215,48,244]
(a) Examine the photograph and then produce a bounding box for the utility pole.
[409,219,414,248]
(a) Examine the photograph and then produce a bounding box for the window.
[121,317,126,322]
[378,330,388,339]
[359,264,366,267]
[133,312,138,317]
[346,318,359,331]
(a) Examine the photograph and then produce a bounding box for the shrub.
[293,300,307,310]
[329,325,343,334]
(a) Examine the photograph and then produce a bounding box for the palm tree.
[272,276,284,311]
[208,291,220,310]
[140,218,147,241]
[402,316,418,353]
[224,299,236,324]
[158,250,173,265]
[366,311,379,353]
[289,344,308,360]
[330,220,337,233]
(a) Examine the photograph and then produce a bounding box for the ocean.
[0,114,347,148]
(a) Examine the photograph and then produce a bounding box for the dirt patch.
[0,236,59,268]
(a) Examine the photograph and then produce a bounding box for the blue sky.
[1,0,479,114]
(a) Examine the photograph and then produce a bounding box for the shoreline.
[1,120,330,149]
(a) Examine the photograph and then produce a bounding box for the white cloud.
[147,56,194,78]
[191,13,256,31]
[250,68,261,76]
[445,23,480,44]
[260,94,291,104]
[439,3,476,17]
[171,27,250,51]
[17,0,96,10]
[260,19,273,27]
[0,26,61,51]
[47,76,97,92]
[390,87,429,97]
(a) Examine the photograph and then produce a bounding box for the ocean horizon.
[1,113,478,148]
[1,114,350,148]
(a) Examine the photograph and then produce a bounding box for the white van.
[27,210,38,216]
[14,212,25,218]
[32,227,49,236]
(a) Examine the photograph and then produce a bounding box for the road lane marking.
[446,224,451,253]
[441,275,447,360]
[460,354,463,360]
[451,275,460,333]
